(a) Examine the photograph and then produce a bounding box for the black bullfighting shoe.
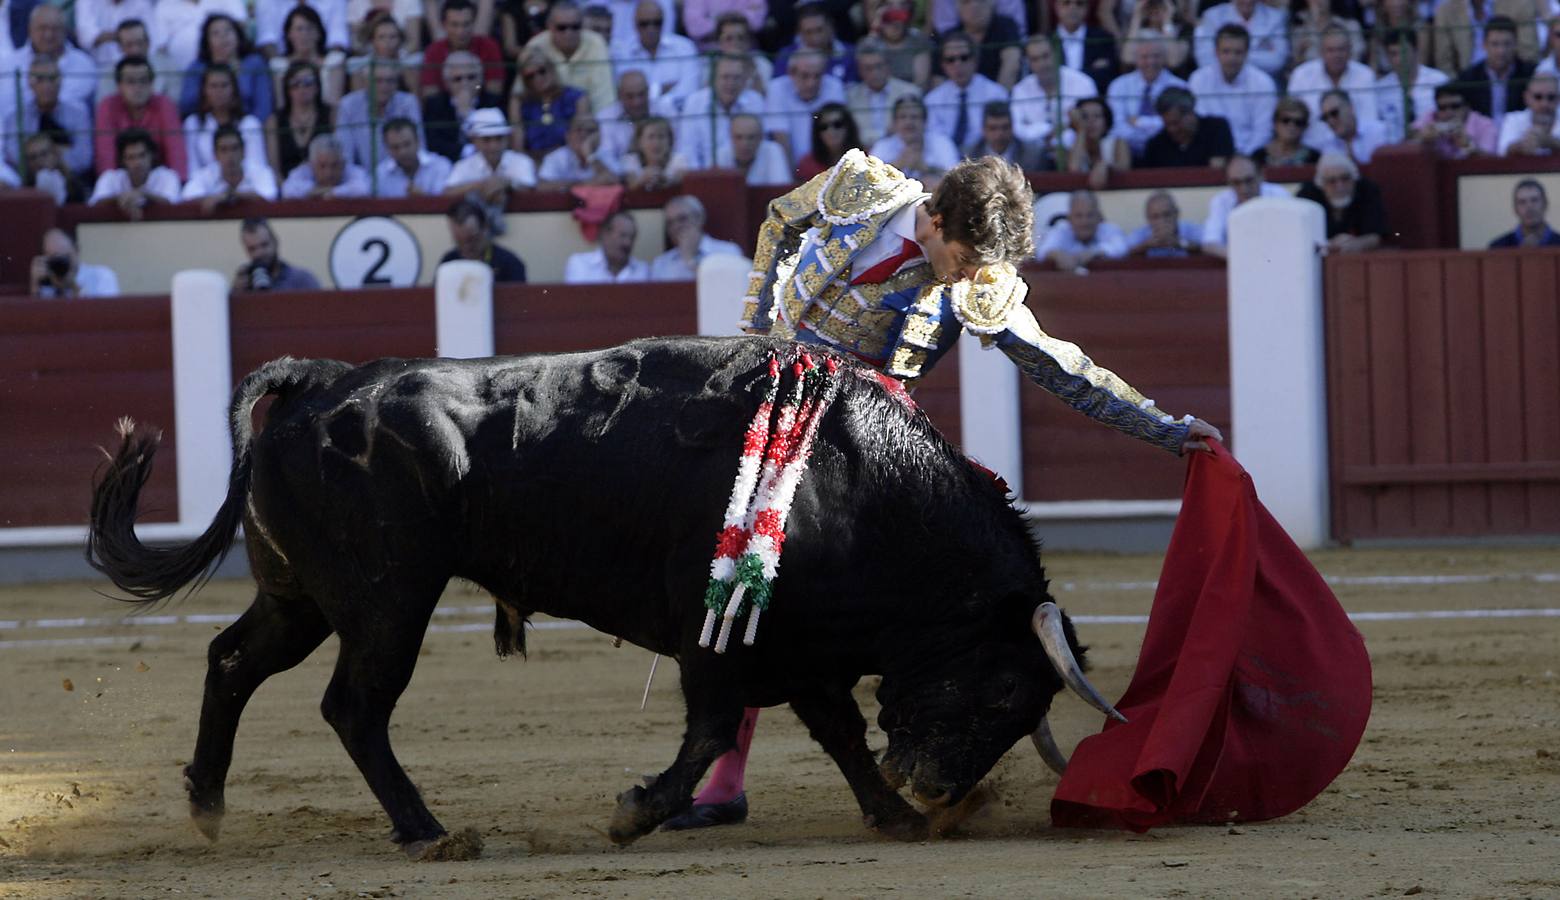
[659,793,749,831]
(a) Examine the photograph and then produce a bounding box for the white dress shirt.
[649,234,744,281]
[8,43,100,108]
[677,86,766,169]
[1194,2,1290,76]
[716,139,792,185]
[563,247,651,284]
[75,0,158,66]
[846,77,924,147]
[1317,117,1390,163]
[1011,68,1097,144]
[445,149,538,189]
[1188,63,1278,155]
[280,160,371,197]
[595,93,679,166]
[334,89,424,170]
[1287,59,1380,147]
[537,145,621,182]
[1036,220,1129,261]
[1056,24,1088,73]
[1373,66,1450,143]
[374,151,452,197]
[1200,182,1291,247]
[1496,109,1560,155]
[869,133,962,175]
[182,112,267,172]
[924,74,1010,150]
[180,159,280,200]
[764,73,847,163]
[153,0,247,72]
[604,0,675,49]
[1106,68,1188,154]
[88,165,183,204]
[611,32,703,105]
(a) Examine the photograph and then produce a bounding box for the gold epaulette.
[816,149,926,227]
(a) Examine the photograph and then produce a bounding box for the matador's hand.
[1181,418,1222,454]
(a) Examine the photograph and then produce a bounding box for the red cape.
[1051,441,1372,831]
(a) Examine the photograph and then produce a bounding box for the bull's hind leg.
[185,591,333,841]
[790,684,928,841]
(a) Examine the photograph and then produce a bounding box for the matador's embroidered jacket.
[738,149,1192,453]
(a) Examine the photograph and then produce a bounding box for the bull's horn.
[1032,602,1128,724]
[1031,716,1069,776]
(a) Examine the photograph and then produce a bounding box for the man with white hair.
[765,49,845,165]
[611,0,700,105]
[281,133,371,198]
[1286,24,1378,148]
[717,113,790,185]
[1011,35,1096,147]
[9,4,101,108]
[1201,155,1289,257]
[1106,38,1187,157]
[678,54,765,170]
[1296,152,1387,254]
[1036,189,1129,269]
[422,50,502,161]
[649,195,743,281]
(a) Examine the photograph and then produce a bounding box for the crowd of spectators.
[8,0,1560,293]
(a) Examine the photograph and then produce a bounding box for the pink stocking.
[693,707,759,805]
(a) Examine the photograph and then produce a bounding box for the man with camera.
[31,229,119,298]
[233,218,321,292]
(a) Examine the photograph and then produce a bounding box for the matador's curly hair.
[925,156,1035,266]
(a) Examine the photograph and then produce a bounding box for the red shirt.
[420,36,506,91]
[95,93,188,178]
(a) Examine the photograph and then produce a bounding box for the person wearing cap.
[443,107,537,203]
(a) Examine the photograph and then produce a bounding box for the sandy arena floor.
[1,545,1557,899]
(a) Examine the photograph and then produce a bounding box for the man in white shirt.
[1317,88,1389,163]
[255,0,350,54]
[1106,38,1187,157]
[679,53,766,170]
[597,69,677,166]
[1201,155,1290,257]
[75,0,156,68]
[443,107,537,199]
[183,123,280,209]
[9,56,94,176]
[1287,24,1378,147]
[1497,73,1560,155]
[335,62,424,171]
[154,0,246,72]
[649,194,743,281]
[1011,34,1096,147]
[1373,28,1449,143]
[564,209,650,283]
[717,112,791,185]
[845,47,921,148]
[88,127,182,216]
[524,0,616,112]
[1194,0,1289,77]
[611,0,701,106]
[1188,23,1278,156]
[31,228,120,298]
[1036,189,1128,269]
[765,49,846,166]
[281,134,372,198]
[10,5,100,109]
[537,114,621,188]
[924,33,1009,152]
[602,0,673,49]
[373,117,452,197]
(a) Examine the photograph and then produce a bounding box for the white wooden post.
[1227,196,1330,548]
[957,333,1025,499]
[696,254,753,336]
[434,260,495,358]
[170,270,234,529]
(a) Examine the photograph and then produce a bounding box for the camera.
[45,254,71,279]
[247,262,273,291]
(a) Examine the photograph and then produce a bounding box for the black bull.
[87,335,1101,853]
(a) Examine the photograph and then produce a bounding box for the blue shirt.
[180,54,274,121]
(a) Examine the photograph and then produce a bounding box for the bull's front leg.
[790,683,928,841]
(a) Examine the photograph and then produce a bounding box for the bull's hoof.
[864,808,928,842]
[608,784,661,846]
[660,793,747,831]
[183,768,224,842]
[405,827,483,861]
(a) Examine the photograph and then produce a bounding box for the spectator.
[679,53,766,169]
[1067,95,1131,188]
[1193,0,1287,78]
[234,217,321,292]
[268,61,335,182]
[75,0,155,69]
[348,12,419,94]
[1141,86,1233,168]
[1119,0,1194,79]
[1409,82,1497,158]
[965,100,1046,168]
[1496,73,1560,155]
[1488,178,1560,247]
[1287,23,1378,148]
[420,0,505,98]
[496,0,545,59]
[96,55,189,178]
[1201,154,1288,257]
[265,6,346,108]
[1538,15,1560,76]
[184,64,269,173]
[846,46,920,147]
[442,198,528,281]
[1188,24,1277,156]
[281,133,371,197]
[717,111,791,185]
[335,60,422,169]
[581,4,614,47]
[1434,1,1541,76]
[522,1,615,113]
[712,12,773,94]
[1315,88,1387,163]
[795,102,861,180]
[1372,28,1448,142]
[600,0,672,48]
[1106,37,1188,157]
[180,13,274,120]
[374,115,452,196]
[1455,17,1536,130]
[1036,188,1128,269]
[869,95,960,186]
[930,0,1027,37]
[563,209,649,283]
[683,0,763,47]
[610,0,702,105]
[1290,0,1365,67]
[1052,0,1118,94]
[510,49,591,158]
[857,0,933,90]
[951,0,1022,89]
[443,107,537,207]
[257,1,351,56]
[10,57,93,176]
[1127,189,1201,257]
[423,50,501,161]
[537,114,620,188]
[347,3,425,56]
[95,19,163,100]
[620,115,685,190]
[597,69,676,165]
[9,4,98,109]
[31,228,119,297]
[1011,34,1097,147]
[765,50,847,165]
[182,122,281,209]
[773,3,855,85]
[87,128,181,217]
[925,33,1009,153]
[20,133,86,203]
[650,194,743,280]
[1368,0,1431,75]
[155,0,246,73]
[421,0,497,41]
[1252,95,1320,166]
[1296,152,1387,253]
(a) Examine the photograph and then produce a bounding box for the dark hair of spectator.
[1213,23,1249,47]
[116,17,146,35]
[447,197,487,227]
[1485,15,1518,39]
[1272,95,1308,126]
[982,101,1013,124]
[630,115,673,162]
[927,156,1035,265]
[796,3,831,26]
[1320,87,1352,108]
[114,54,152,83]
[382,115,418,137]
[359,10,405,50]
[1154,86,1195,116]
[240,217,275,239]
[1433,82,1463,101]
[892,93,926,118]
[277,60,330,121]
[212,123,244,149]
[1227,152,1260,173]
[441,0,477,21]
[1076,96,1114,131]
[714,11,751,37]
[197,13,254,65]
[197,64,245,121]
[809,102,861,167]
[939,32,974,58]
[1383,26,1418,50]
[115,128,160,167]
[282,5,329,58]
[602,209,636,235]
[1513,177,1547,202]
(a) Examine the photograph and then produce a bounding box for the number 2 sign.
[329,216,423,288]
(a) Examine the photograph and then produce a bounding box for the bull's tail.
[86,357,347,605]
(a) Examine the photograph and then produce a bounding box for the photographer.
[1409,83,1496,159]
[31,229,120,298]
[233,217,321,292]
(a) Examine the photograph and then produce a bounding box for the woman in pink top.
[95,55,189,178]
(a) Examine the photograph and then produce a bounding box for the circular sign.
[329,216,422,288]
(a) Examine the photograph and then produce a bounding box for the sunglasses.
[522,68,547,80]
[552,22,582,31]
[1532,92,1560,100]
[1320,107,1344,121]
[449,73,479,82]
[1436,101,1465,111]
[819,119,847,130]
[288,78,318,88]
[1277,115,1306,126]
[943,53,972,63]
[637,18,662,27]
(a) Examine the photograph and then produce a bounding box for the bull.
[87,336,1121,855]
